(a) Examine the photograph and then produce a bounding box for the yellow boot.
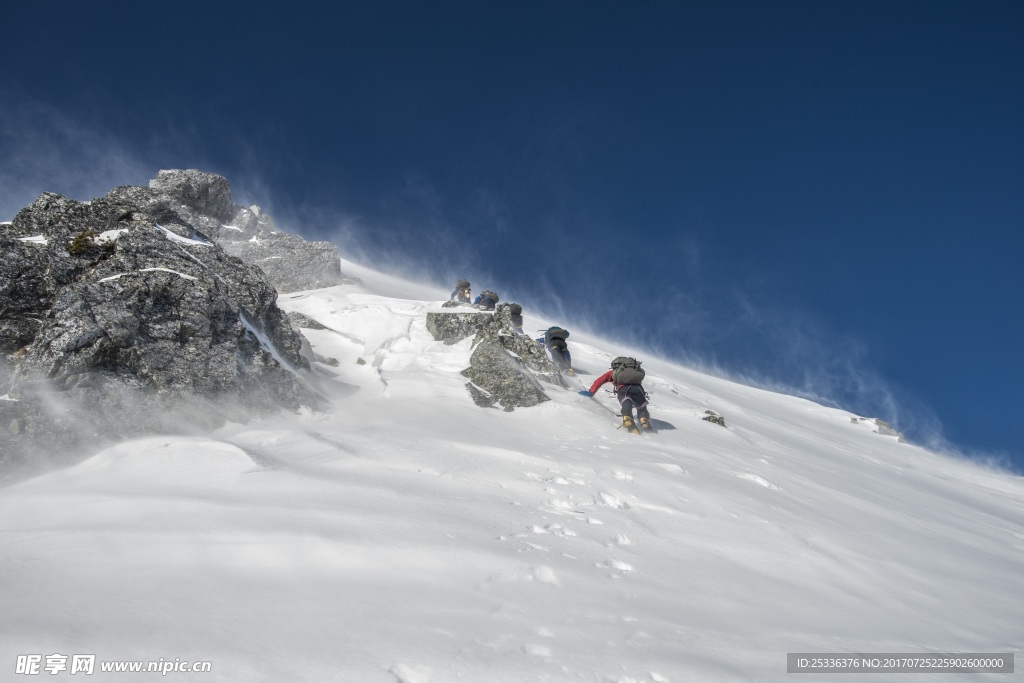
[639,416,653,432]
[622,416,640,434]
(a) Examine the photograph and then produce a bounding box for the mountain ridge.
[1,179,1021,682]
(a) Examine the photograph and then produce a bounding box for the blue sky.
[1,1,1021,469]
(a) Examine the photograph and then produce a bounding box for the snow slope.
[2,258,1022,682]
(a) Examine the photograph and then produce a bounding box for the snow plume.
[0,93,153,219]
[276,178,944,457]
[0,367,266,485]
[265,173,507,301]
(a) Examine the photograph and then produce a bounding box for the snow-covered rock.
[0,187,319,471]
[218,200,358,293]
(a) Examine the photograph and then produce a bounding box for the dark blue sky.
[2,1,1021,469]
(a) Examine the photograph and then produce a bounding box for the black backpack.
[480,290,499,303]
[545,326,569,343]
[611,356,645,385]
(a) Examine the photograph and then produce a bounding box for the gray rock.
[872,418,906,442]
[287,311,327,330]
[703,410,727,427]
[474,304,568,389]
[218,204,359,293]
[149,169,236,225]
[851,416,906,442]
[426,301,490,344]
[462,339,549,411]
[0,183,322,476]
[147,169,358,293]
[458,303,567,411]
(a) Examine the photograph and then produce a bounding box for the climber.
[450,279,472,304]
[508,304,525,334]
[536,326,574,375]
[579,357,652,433]
[473,289,500,311]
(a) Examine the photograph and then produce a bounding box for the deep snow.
[1,258,1021,682]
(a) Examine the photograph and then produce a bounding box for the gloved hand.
[577,390,592,398]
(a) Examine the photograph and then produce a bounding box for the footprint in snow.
[389,663,430,683]
[488,565,560,586]
[596,559,634,572]
[530,524,577,537]
[597,491,631,509]
[736,473,780,489]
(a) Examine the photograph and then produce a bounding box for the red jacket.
[589,370,616,394]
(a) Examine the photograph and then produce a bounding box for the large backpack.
[611,356,645,385]
[480,290,499,303]
[545,326,569,343]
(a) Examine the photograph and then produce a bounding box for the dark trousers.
[548,338,571,372]
[616,384,649,420]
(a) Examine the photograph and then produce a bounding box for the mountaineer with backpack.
[473,290,500,311]
[579,357,652,434]
[450,279,472,304]
[508,304,525,334]
[536,326,574,375]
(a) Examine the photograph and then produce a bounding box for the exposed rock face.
[703,409,727,427]
[217,205,358,293]
[460,303,567,411]
[287,311,328,330]
[426,301,490,344]
[463,339,548,410]
[0,182,322,473]
[148,169,358,293]
[150,169,235,227]
[850,417,906,442]
[473,304,569,390]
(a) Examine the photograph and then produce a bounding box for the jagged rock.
[0,185,321,474]
[148,169,358,293]
[462,339,548,411]
[287,311,327,330]
[473,304,568,389]
[851,416,906,442]
[459,303,567,411]
[872,418,906,442]
[703,410,727,427]
[426,301,490,344]
[149,169,236,226]
[217,204,358,293]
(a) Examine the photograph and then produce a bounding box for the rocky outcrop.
[460,303,567,411]
[0,182,323,474]
[217,205,359,293]
[463,340,548,410]
[473,305,568,389]
[287,311,328,330]
[426,301,490,344]
[149,169,358,293]
[150,169,235,227]
[703,410,727,427]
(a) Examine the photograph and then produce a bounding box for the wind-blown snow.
[1,258,1021,682]
[97,228,128,243]
[98,267,197,283]
[155,223,212,246]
